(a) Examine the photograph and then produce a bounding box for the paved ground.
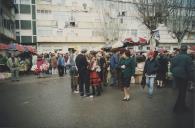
[0,74,194,128]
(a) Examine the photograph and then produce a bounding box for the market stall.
[0,43,37,80]
[0,43,11,80]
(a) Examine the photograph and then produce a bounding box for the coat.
[119,57,136,78]
[7,57,20,70]
[156,55,168,80]
[51,56,57,68]
[170,51,193,80]
[143,58,159,76]
[75,54,88,71]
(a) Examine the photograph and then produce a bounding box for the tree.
[167,0,195,45]
[136,0,195,46]
[136,0,169,32]
[96,0,122,44]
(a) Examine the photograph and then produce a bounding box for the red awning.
[8,43,25,52]
[0,43,9,50]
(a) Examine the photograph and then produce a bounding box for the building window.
[131,29,138,36]
[32,5,36,19]
[20,5,31,14]
[32,0,35,4]
[70,22,75,27]
[16,36,20,43]
[37,9,51,15]
[21,20,31,29]
[21,36,32,44]
[32,21,36,35]
[15,4,19,13]
[122,11,126,16]
[15,20,20,29]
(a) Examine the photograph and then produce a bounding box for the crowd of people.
[2,44,194,114]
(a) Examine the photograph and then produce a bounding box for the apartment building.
[0,0,16,43]
[12,0,194,52]
[14,0,37,46]
[36,0,106,53]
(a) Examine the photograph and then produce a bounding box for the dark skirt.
[121,76,131,88]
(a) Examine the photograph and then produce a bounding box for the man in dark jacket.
[143,51,159,98]
[171,44,193,113]
[75,49,90,97]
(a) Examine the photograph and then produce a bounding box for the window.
[32,0,35,4]
[122,11,126,16]
[37,10,51,15]
[15,20,20,29]
[20,5,31,14]
[32,5,36,19]
[21,36,32,44]
[82,3,87,9]
[16,36,20,43]
[21,20,31,29]
[131,29,138,36]
[15,4,19,13]
[32,21,36,35]
[70,22,75,27]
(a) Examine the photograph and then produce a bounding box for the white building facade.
[36,0,195,53]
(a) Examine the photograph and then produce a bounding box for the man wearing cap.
[75,49,90,96]
[143,51,159,98]
[171,44,193,113]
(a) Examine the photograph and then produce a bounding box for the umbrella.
[24,46,37,53]
[0,43,9,50]
[123,37,148,46]
[8,43,25,52]
[112,41,124,48]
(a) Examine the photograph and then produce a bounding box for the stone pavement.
[0,74,193,128]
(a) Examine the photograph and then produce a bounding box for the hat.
[180,44,188,51]
[81,48,87,53]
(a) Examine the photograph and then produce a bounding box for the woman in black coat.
[156,51,168,88]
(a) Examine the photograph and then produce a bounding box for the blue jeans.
[146,76,155,96]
